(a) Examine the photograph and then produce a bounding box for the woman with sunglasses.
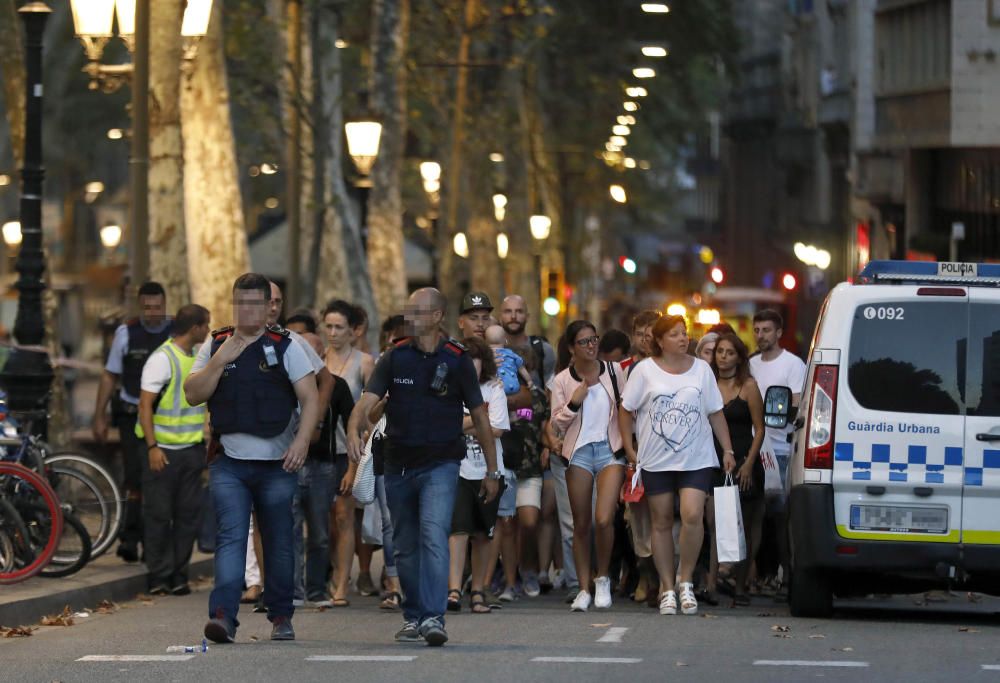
[550,321,627,612]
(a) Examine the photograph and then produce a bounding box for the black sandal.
[469,590,491,614]
[447,589,462,612]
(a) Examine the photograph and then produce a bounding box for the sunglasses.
[575,335,600,347]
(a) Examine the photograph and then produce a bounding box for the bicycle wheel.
[44,452,123,558]
[45,465,110,560]
[0,462,63,584]
[41,511,92,577]
[0,526,14,572]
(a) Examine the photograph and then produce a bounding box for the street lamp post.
[69,0,213,290]
[0,2,54,434]
[344,116,383,251]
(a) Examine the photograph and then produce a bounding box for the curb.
[0,555,215,627]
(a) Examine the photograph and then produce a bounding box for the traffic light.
[782,272,798,290]
[542,268,564,316]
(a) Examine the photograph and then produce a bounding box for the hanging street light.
[610,185,628,203]
[2,221,22,247]
[530,214,551,241]
[492,193,507,222]
[453,231,469,258]
[496,232,509,260]
[345,119,383,181]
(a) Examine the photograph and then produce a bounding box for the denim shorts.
[569,440,626,477]
[497,470,517,518]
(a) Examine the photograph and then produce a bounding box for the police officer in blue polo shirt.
[185,273,320,644]
[347,287,500,647]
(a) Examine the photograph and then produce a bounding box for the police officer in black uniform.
[93,281,172,562]
[185,273,320,644]
[347,287,500,648]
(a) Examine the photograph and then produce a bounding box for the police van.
[766,260,1000,617]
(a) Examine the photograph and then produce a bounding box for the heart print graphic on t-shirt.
[649,386,703,453]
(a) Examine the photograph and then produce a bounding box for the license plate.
[850,505,949,534]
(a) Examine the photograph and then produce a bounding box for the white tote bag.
[760,447,783,496]
[352,417,386,505]
[714,473,747,564]
[361,499,384,545]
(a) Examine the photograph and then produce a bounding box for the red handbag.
[622,465,644,503]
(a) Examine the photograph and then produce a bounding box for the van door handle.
[976,433,1000,441]
[913,487,933,497]
[865,486,886,496]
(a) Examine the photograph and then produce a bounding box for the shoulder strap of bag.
[606,361,621,406]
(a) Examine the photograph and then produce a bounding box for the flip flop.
[331,597,350,607]
[447,589,462,612]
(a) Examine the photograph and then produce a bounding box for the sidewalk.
[0,550,214,627]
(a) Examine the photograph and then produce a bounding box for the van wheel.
[789,567,833,618]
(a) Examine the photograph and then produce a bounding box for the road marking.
[533,657,641,664]
[754,660,869,668]
[306,655,417,662]
[77,655,195,662]
[982,665,1000,670]
[597,627,629,643]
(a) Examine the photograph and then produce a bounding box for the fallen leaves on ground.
[94,600,117,614]
[756,612,774,617]
[40,606,74,627]
[959,626,980,633]
[590,623,612,628]
[809,634,826,639]
[0,625,36,638]
[700,613,718,619]
[771,625,791,632]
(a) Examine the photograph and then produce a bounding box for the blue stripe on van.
[835,443,854,461]
[872,444,890,463]
[982,450,1000,469]
[945,447,963,466]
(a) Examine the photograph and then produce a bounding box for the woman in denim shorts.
[550,321,628,613]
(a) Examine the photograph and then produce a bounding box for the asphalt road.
[4,582,1000,683]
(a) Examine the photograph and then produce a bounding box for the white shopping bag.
[714,473,747,563]
[361,501,383,546]
[760,447,783,495]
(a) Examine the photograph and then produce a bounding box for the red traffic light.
[782,272,797,290]
[710,266,724,284]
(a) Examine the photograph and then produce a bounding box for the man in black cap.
[457,291,493,340]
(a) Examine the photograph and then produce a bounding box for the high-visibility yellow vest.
[135,339,206,446]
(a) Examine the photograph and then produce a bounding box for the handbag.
[622,465,644,503]
[713,473,747,563]
[760,447,783,495]
[605,361,628,460]
[351,423,381,505]
[360,499,383,545]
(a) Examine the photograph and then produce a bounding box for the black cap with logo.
[460,291,493,314]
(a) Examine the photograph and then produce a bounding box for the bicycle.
[0,461,64,584]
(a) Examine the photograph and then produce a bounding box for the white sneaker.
[523,572,541,598]
[594,576,613,609]
[570,590,592,612]
[498,585,517,602]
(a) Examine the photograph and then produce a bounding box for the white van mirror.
[764,385,793,428]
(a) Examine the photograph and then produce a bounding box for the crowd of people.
[93,275,806,647]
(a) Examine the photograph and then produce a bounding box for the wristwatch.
[485,470,503,481]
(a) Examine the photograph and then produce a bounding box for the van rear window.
[848,302,964,415]
[967,303,1000,417]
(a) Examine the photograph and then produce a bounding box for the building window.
[876,0,951,95]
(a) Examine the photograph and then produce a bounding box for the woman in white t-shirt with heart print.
[619,315,735,617]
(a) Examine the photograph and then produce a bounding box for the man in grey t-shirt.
[185,273,319,644]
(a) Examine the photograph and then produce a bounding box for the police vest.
[135,339,206,446]
[122,319,173,398]
[384,338,468,447]
[207,327,297,438]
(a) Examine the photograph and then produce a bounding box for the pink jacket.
[549,361,625,460]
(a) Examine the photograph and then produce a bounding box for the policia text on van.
[766,260,1000,618]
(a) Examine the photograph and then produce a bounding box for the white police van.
[766,260,1000,617]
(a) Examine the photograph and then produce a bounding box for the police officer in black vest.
[185,273,320,643]
[347,287,500,647]
[93,281,172,562]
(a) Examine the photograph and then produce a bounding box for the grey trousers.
[548,454,579,590]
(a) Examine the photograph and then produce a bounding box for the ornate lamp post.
[0,2,54,434]
[344,115,383,250]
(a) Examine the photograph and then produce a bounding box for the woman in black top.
[710,333,766,606]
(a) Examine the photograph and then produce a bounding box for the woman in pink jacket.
[550,320,627,612]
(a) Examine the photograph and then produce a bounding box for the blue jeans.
[384,460,460,625]
[375,475,397,577]
[569,440,626,477]
[208,455,297,626]
[293,460,335,601]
